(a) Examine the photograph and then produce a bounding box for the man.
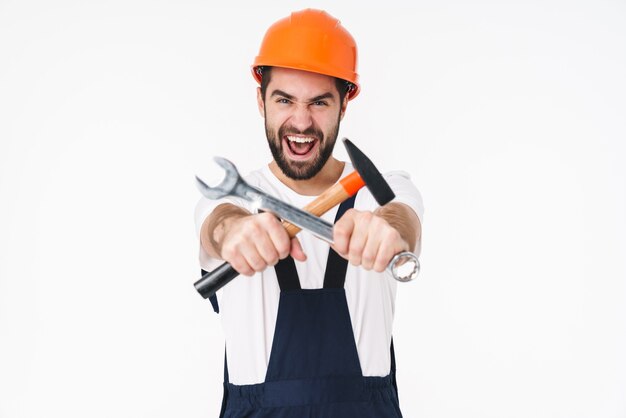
[195,9,423,417]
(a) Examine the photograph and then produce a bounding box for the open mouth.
[283,135,319,160]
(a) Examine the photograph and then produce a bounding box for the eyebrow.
[270,89,336,102]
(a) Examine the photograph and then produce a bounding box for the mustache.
[278,125,323,141]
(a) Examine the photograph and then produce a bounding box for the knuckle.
[247,258,261,270]
[258,212,280,228]
[375,250,393,272]
[247,222,262,236]
[387,227,401,240]
[276,242,290,258]
[334,229,348,242]
[348,244,363,261]
[334,222,349,235]
[262,249,279,266]
[221,245,235,261]
[257,212,272,220]
[359,211,373,223]
[261,213,284,229]
[380,228,399,246]
[243,249,256,263]
[238,226,255,241]
[248,255,267,272]
[373,261,386,273]
[362,251,376,266]
[371,215,386,228]
[349,241,364,255]
[233,260,252,277]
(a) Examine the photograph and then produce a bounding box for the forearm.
[374,202,422,256]
[200,203,251,259]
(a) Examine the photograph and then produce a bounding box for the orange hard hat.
[252,9,360,100]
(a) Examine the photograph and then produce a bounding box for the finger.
[248,216,281,266]
[348,212,372,266]
[262,214,292,260]
[229,254,255,277]
[254,230,281,266]
[333,209,356,256]
[238,240,267,273]
[374,230,406,272]
[290,237,307,262]
[361,223,383,271]
[373,237,395,273]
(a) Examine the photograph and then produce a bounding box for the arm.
[375,202,422,257]
[200,203,250,259]
[199,203,306,276]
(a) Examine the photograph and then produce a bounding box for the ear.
[339,95,349,121]
[256,87,265,118]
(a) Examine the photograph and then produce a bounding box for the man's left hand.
[332,209,410,273]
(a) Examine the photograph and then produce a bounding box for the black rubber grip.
[194,262,240,299]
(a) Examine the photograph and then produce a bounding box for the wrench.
[196,157,335,243]
[196,157,420,295]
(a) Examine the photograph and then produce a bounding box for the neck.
[269,157,345,196]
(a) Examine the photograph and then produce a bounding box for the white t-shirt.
[194,163,424,385]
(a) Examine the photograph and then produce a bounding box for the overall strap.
[218,349,229,418]
[274,193,358,291]
[390,338,399,403]
[323,193,357,289]
[274,254,301,291]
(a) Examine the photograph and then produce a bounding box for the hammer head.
[343,138,395,206]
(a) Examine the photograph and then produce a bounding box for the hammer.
[194,139,418,299]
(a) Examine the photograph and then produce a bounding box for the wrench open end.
[213,156,239,176]
[195,157,241,200]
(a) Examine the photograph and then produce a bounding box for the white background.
[1,1,625,417]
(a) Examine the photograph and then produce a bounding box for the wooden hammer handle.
[283,171,365,237]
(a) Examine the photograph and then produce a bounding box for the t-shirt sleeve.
[382,170,424,224]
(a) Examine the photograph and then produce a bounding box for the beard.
[265,118,340,180]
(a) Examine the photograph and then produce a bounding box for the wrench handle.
[194,262,240,299]
[194,172,364,299]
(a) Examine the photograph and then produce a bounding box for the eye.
[276,98,291,104]
[312,100,328,106]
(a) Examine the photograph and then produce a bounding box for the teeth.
[287,136,315,143]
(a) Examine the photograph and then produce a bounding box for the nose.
[289,104,314,132]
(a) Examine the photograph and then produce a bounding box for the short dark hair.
[257,66,353,103]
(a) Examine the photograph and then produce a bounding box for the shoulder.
[383,170,413,184]
[355,170,424,223]
[242,167,268,184]
[386,170,424,223]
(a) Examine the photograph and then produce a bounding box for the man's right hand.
[201,203,307,276]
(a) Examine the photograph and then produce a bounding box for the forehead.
[267,67,338,98]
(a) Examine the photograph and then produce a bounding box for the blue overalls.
[212,195,403,417]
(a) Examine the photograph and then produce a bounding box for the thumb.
[289,237,307,262]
